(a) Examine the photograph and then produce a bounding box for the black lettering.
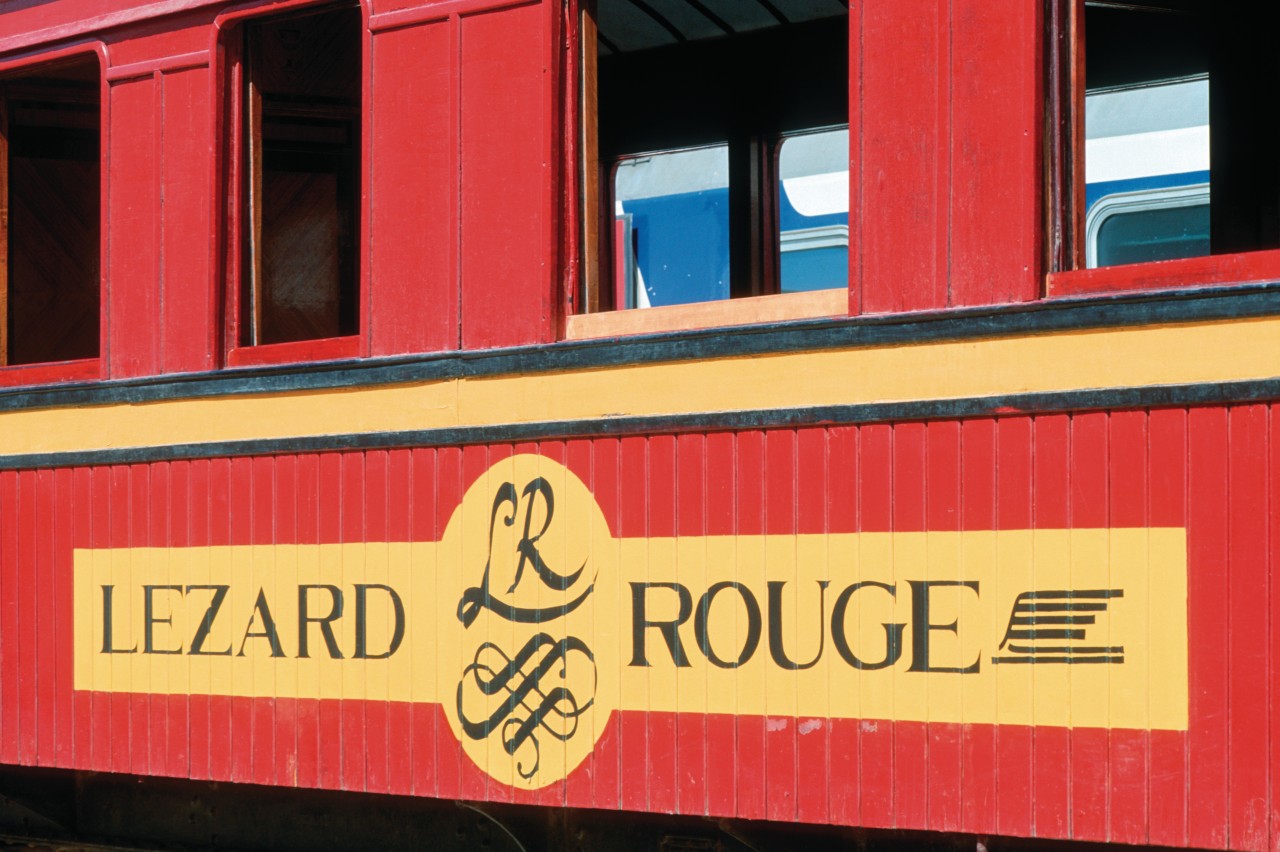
[100,585,137,654]
[143,585,184,654]
[186,585,233,656]
[354,584,405,660]
[767,580,829,670]
[693,582,762,668]
[629,582,692,667]
[830,582,904,670]
[907,580,981,673]
[298,584,345,659]
[237,588,285,658]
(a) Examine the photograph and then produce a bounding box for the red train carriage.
[0,0,1277,849]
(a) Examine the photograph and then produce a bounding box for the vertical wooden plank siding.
[458,2,554,350]
[158,67,217,373]
[367,16,459,356]
[105,77,161,378]
[947,0,1042,307]
[859,0,947,314]
[0,409,1277,845]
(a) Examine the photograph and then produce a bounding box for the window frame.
[218,0,368,369]
[1046,0,1280,298]
[567,0,852,338]
[0,44,106,387]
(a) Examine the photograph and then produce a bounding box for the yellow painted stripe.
[11,315,1280,456]
[74,530,1188,731]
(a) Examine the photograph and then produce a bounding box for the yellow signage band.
[73,456,1190,789]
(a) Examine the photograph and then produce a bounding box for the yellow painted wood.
[8,315,1280,457]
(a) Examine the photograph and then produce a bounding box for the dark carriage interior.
[585,0,849,308]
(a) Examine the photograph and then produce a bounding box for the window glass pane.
[1082,1,1210,269]
[1095,202,1209,267]
[779,129,848,292]
[614,145,729,308]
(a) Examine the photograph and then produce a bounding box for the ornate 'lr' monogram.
[455,477,598,781]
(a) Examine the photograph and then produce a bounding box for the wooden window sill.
[0,358,100,388]
[1047,249,1280,298]
[226,335,361,368]
[564,288,849,340]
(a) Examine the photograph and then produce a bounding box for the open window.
[577,0,849,323]
[227,3,361,360]
[1050,0,1280,294]
[0,56,101,371]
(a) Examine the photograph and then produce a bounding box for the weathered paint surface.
[0,410,1274,848]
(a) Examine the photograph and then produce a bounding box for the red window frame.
[218,0,368,369]
[0,43,106,388]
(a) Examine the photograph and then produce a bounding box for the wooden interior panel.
[243,5,360,347]
[2,63,100,366]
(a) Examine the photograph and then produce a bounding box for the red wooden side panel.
[368,16,459,356]
[1227,406,1271,851]
[859,0,947,314]
[1186,408,1231,849]
[4,407,1278,846]
[947,0,1041,307]
[458,1,554,350]
[106,76,161,378]
[159,67,217,373]
[858,0,1041,312]
[1148,408,1189,849]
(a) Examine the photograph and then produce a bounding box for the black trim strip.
[1,283,1280,415]
[1,376,1277,471]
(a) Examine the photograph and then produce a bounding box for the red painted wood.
[1271,406,1280,852]
[796,427,831,826]
[763,430,798,823]
[1227,405,1270,851]
[856,423,892,828]
[733,430,767,821]
[158,67,217,373]
[340,451,367,792]
[890,422,927,831]
[185,459,211,781]
[227,457,252,784]
[249,455,276,788]
[957,418,997,836]
[316,453,345,792]
[994,417,1033,839]
[293,453,321,790]
[1069,411,1110,843]
[948,0,1041,308]
[459,2,554,350]
[431,446,463,802]
[674,433,706,815]
[824,424,855,823]
[106,77,161,378]
[144,462,170,778]
[384,448,413,797]
[1030,416,1073,840]
[1146,409,1188,849]
[859,0,945,314]
[368,17,458,356]
[1048,247,1280,298]
[925,420,962,833]
[646,434,678,815]
[1186,407,1230,848]
[34,470,59,765]
[15,470,37,765]
[1108,411,1150,846]
[0,359,101,388]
